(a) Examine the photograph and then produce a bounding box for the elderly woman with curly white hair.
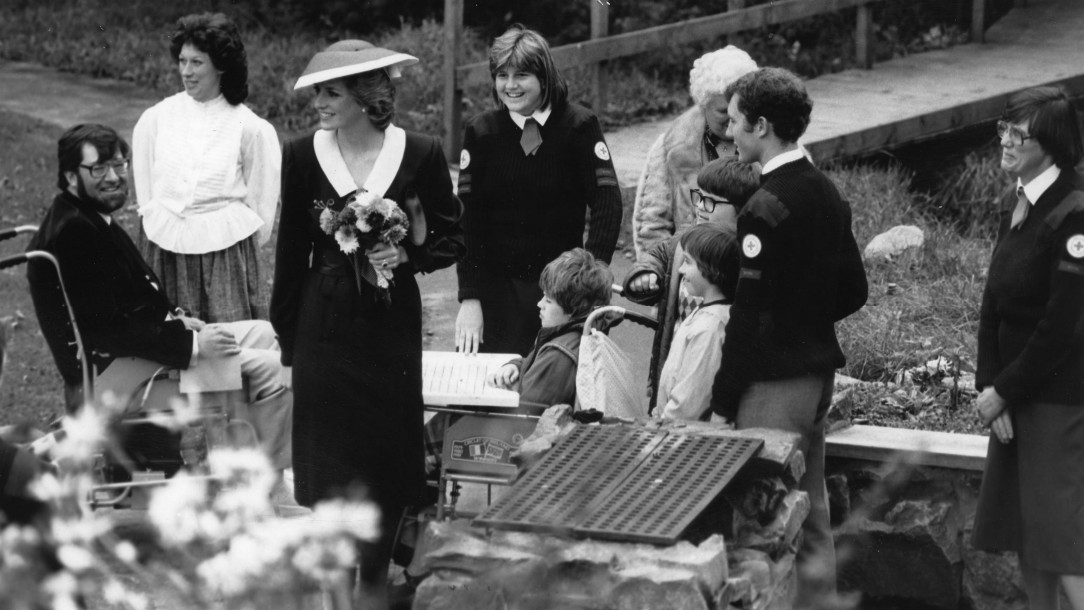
[631,46,757,260]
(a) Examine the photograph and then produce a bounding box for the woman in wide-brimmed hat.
[269,40,464,606]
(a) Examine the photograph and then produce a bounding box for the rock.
[726,548,772,610]
[726,477,788,522]
[412,571,506,610]
[610,565,710,610]
[731,490,810,560]
[825,473,851,525]
[864,225,924,262]
[420,521,540,577]
[543,558,619,603]
[961,546,1026,610]
[765,552,797,610]
[836,500,963,609]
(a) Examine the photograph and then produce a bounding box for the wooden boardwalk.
[607,0,1084,184]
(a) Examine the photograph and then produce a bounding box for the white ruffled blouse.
[133,92,281,254]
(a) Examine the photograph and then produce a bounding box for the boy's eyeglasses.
[996,121,1034,147]
[79,159,129,180]
[690,188,729,213]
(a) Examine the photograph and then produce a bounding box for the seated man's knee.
[224,320,280,351]
[239,348,283,402]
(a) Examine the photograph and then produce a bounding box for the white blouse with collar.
[133,92,281,254]
[312,124,407,198]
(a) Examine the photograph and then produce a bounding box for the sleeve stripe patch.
[1058,260,1084,275]
[740,268,762,280]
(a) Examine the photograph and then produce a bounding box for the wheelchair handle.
[0,254,28,270]
[0,225,37,243]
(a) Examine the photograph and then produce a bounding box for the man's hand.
[975,386,1007,426]
[196,325,240,359]
[626,272,660,297]
[456,299,484,354]
[487,363,519,389]
[178,316,206,332]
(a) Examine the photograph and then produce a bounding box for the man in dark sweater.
[711,68,868,598]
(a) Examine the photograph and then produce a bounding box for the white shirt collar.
[508,106,552,129]
[1019,164,1061,205]
[99,212,112,225]
[313,125,407,198]
[760,146,807,175]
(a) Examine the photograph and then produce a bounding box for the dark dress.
[972,170,1084,573]
[270,127,464,510]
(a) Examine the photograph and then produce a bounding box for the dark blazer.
[27,191,192,387]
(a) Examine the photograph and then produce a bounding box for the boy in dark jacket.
[487,248,613,410]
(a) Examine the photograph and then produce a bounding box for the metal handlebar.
[3,249,93,404]
[0,225,37,243]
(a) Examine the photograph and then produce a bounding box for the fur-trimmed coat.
[632,106,710,261]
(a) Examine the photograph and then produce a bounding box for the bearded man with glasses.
[26,124,298,511]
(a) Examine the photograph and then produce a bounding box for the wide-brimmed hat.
[294,40,419,90]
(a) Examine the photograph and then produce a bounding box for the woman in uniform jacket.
[972,85,1084,609]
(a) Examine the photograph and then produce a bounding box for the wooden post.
[443,0,464,162]
[855,2,874,69]
[727,0,746,49]
[590,1,609,114]
[971,0,986,44]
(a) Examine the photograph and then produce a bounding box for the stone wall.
[826,455,1027,610]
[412,417,813,610]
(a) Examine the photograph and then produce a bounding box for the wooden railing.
[441,0,995,160]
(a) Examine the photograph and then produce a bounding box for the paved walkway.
[606,0,1084,185]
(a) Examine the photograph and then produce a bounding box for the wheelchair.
[1,225,256,509]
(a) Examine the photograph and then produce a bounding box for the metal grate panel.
[474,426,663,535]
[474,426,763,545]
[577,434,762,544]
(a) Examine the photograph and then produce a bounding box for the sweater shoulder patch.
[1045,191,1084,233]
[745,192,790,228]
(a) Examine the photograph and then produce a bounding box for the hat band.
[294,53,419,90]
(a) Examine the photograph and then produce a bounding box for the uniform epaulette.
[746,191,790,228]
[1044,189,1084,232]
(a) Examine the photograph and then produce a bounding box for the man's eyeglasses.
[996,121,1034,147]
[79,160,129,179]
[690,188,729,213]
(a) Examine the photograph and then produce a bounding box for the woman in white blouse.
[133,12,280,323]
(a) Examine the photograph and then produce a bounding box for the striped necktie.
[520,118,542,156]
[1010,185,1030,230]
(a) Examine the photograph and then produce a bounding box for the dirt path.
[0,59,648,356]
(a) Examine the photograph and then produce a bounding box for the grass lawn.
[1,110,70,426]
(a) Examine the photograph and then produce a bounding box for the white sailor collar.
[313,124,407,197]
[508,105,552,129]
[761,147,807,175]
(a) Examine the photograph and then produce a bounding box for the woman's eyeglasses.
[79,159,129,180]
[996,121,1034,147]
[690,188,729,213]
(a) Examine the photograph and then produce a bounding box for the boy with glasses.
[622,158,759,411]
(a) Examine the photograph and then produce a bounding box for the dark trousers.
[735,373,836,598]
[479,277,543,356]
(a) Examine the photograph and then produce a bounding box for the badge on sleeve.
[1068,234,1084,259]
[459,149,471,170]
[742,234,762,258]
[594,142,610,161]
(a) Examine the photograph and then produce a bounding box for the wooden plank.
[972,0,987,43]
[826,425,988,472]
[442,0,464,161]
[456,0,881,86]
[590,1,609,114]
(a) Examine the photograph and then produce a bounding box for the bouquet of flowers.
[319,190,409,304]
